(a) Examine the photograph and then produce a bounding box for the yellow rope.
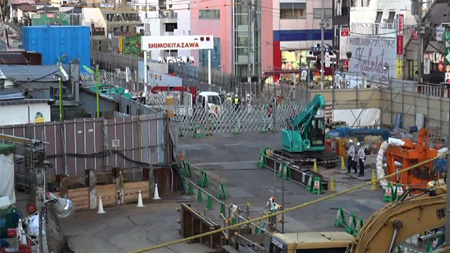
[132,152,450,253]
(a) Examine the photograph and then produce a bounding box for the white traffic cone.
[98,196,106,214]
[137,190,145,207]
[153,183,161,200]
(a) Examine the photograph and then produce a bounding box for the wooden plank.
[68,188,89,211]
[123,181,149,203]
[97,184,117,207]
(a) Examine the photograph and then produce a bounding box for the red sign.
[397,36,403,55]
[344,59,349,67]
[397,14,404,55]
[341,28,350,37]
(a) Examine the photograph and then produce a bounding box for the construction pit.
[2,86,450,253]
[47,130,446,253]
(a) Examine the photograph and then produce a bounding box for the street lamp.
[57,54,67,122]
[83,65,100,118]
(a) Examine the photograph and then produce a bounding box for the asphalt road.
[60,131,386,253]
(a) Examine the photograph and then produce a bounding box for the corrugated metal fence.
[1,114,169,179]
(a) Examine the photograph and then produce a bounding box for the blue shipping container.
[22,26,90,72]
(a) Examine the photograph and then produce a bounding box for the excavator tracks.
[273,149,339,168]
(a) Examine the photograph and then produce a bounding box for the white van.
[197,91,222,118]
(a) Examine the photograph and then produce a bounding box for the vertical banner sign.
[396,58,403,78]
[397,14,404,55]
[340,28,350,60]
[119,36,123,52]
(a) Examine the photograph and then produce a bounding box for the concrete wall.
[311,87,450,137]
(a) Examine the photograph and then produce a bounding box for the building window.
[199,9,220,19]
[280,3,306,19]
[387,11,395,23]
[200,38,221,70]
[165,23,177,32]
[375,11,383,23]
[313,8,332,19]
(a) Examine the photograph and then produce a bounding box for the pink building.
[190,0,273,79]
[190,0,333,82]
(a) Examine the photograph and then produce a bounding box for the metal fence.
[175,88,310,136]
[1,114,170,179]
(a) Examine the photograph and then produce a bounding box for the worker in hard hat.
[227,93,232,103]
[234,94,241,112]
[357,143,366,177]
[266,196,279,212]
[347,140,356,174]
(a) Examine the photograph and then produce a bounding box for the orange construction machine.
[385,128,438,189]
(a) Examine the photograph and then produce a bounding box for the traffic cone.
[371,171,377,191]
[313,160,318,173]
[98,196,106,214]
[153,183,161,200]
[341,157,346,170]
[137,190,145,207]
[330,176,336,192]
[207,195,213,210]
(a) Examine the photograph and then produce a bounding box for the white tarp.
[333,108,380,127]
[0,153,15,203]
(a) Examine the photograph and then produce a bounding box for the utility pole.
[247,0,252,92]
[417,0,423,82]
[320,0,325,89]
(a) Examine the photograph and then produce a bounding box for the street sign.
[301,69,308,81]
[424,58,431,75]
[444,30,450,42]
[325,53,331,68]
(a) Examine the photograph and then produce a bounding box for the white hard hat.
[235,94,238,97]
[357,142,361,146]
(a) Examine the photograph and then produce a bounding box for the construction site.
[0,76,450,253]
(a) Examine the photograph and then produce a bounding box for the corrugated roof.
[0,65,69,82]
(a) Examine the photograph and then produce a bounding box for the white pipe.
[376,138,405,190]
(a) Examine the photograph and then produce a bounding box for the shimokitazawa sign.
[141,35,214,51]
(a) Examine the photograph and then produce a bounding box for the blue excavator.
[274,94,338,168]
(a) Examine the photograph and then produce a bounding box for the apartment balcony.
[160,10,177,23]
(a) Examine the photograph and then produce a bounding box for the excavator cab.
[309,116,326,147]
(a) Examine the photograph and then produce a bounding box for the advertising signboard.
[349,36,397,80]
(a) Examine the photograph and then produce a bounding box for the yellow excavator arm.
[347,186,447,252]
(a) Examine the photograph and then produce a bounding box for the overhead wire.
[131,151,450,253]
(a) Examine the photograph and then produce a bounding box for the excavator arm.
[347,186,447,253]
[291,94,325,131]
[281,94,326,152]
